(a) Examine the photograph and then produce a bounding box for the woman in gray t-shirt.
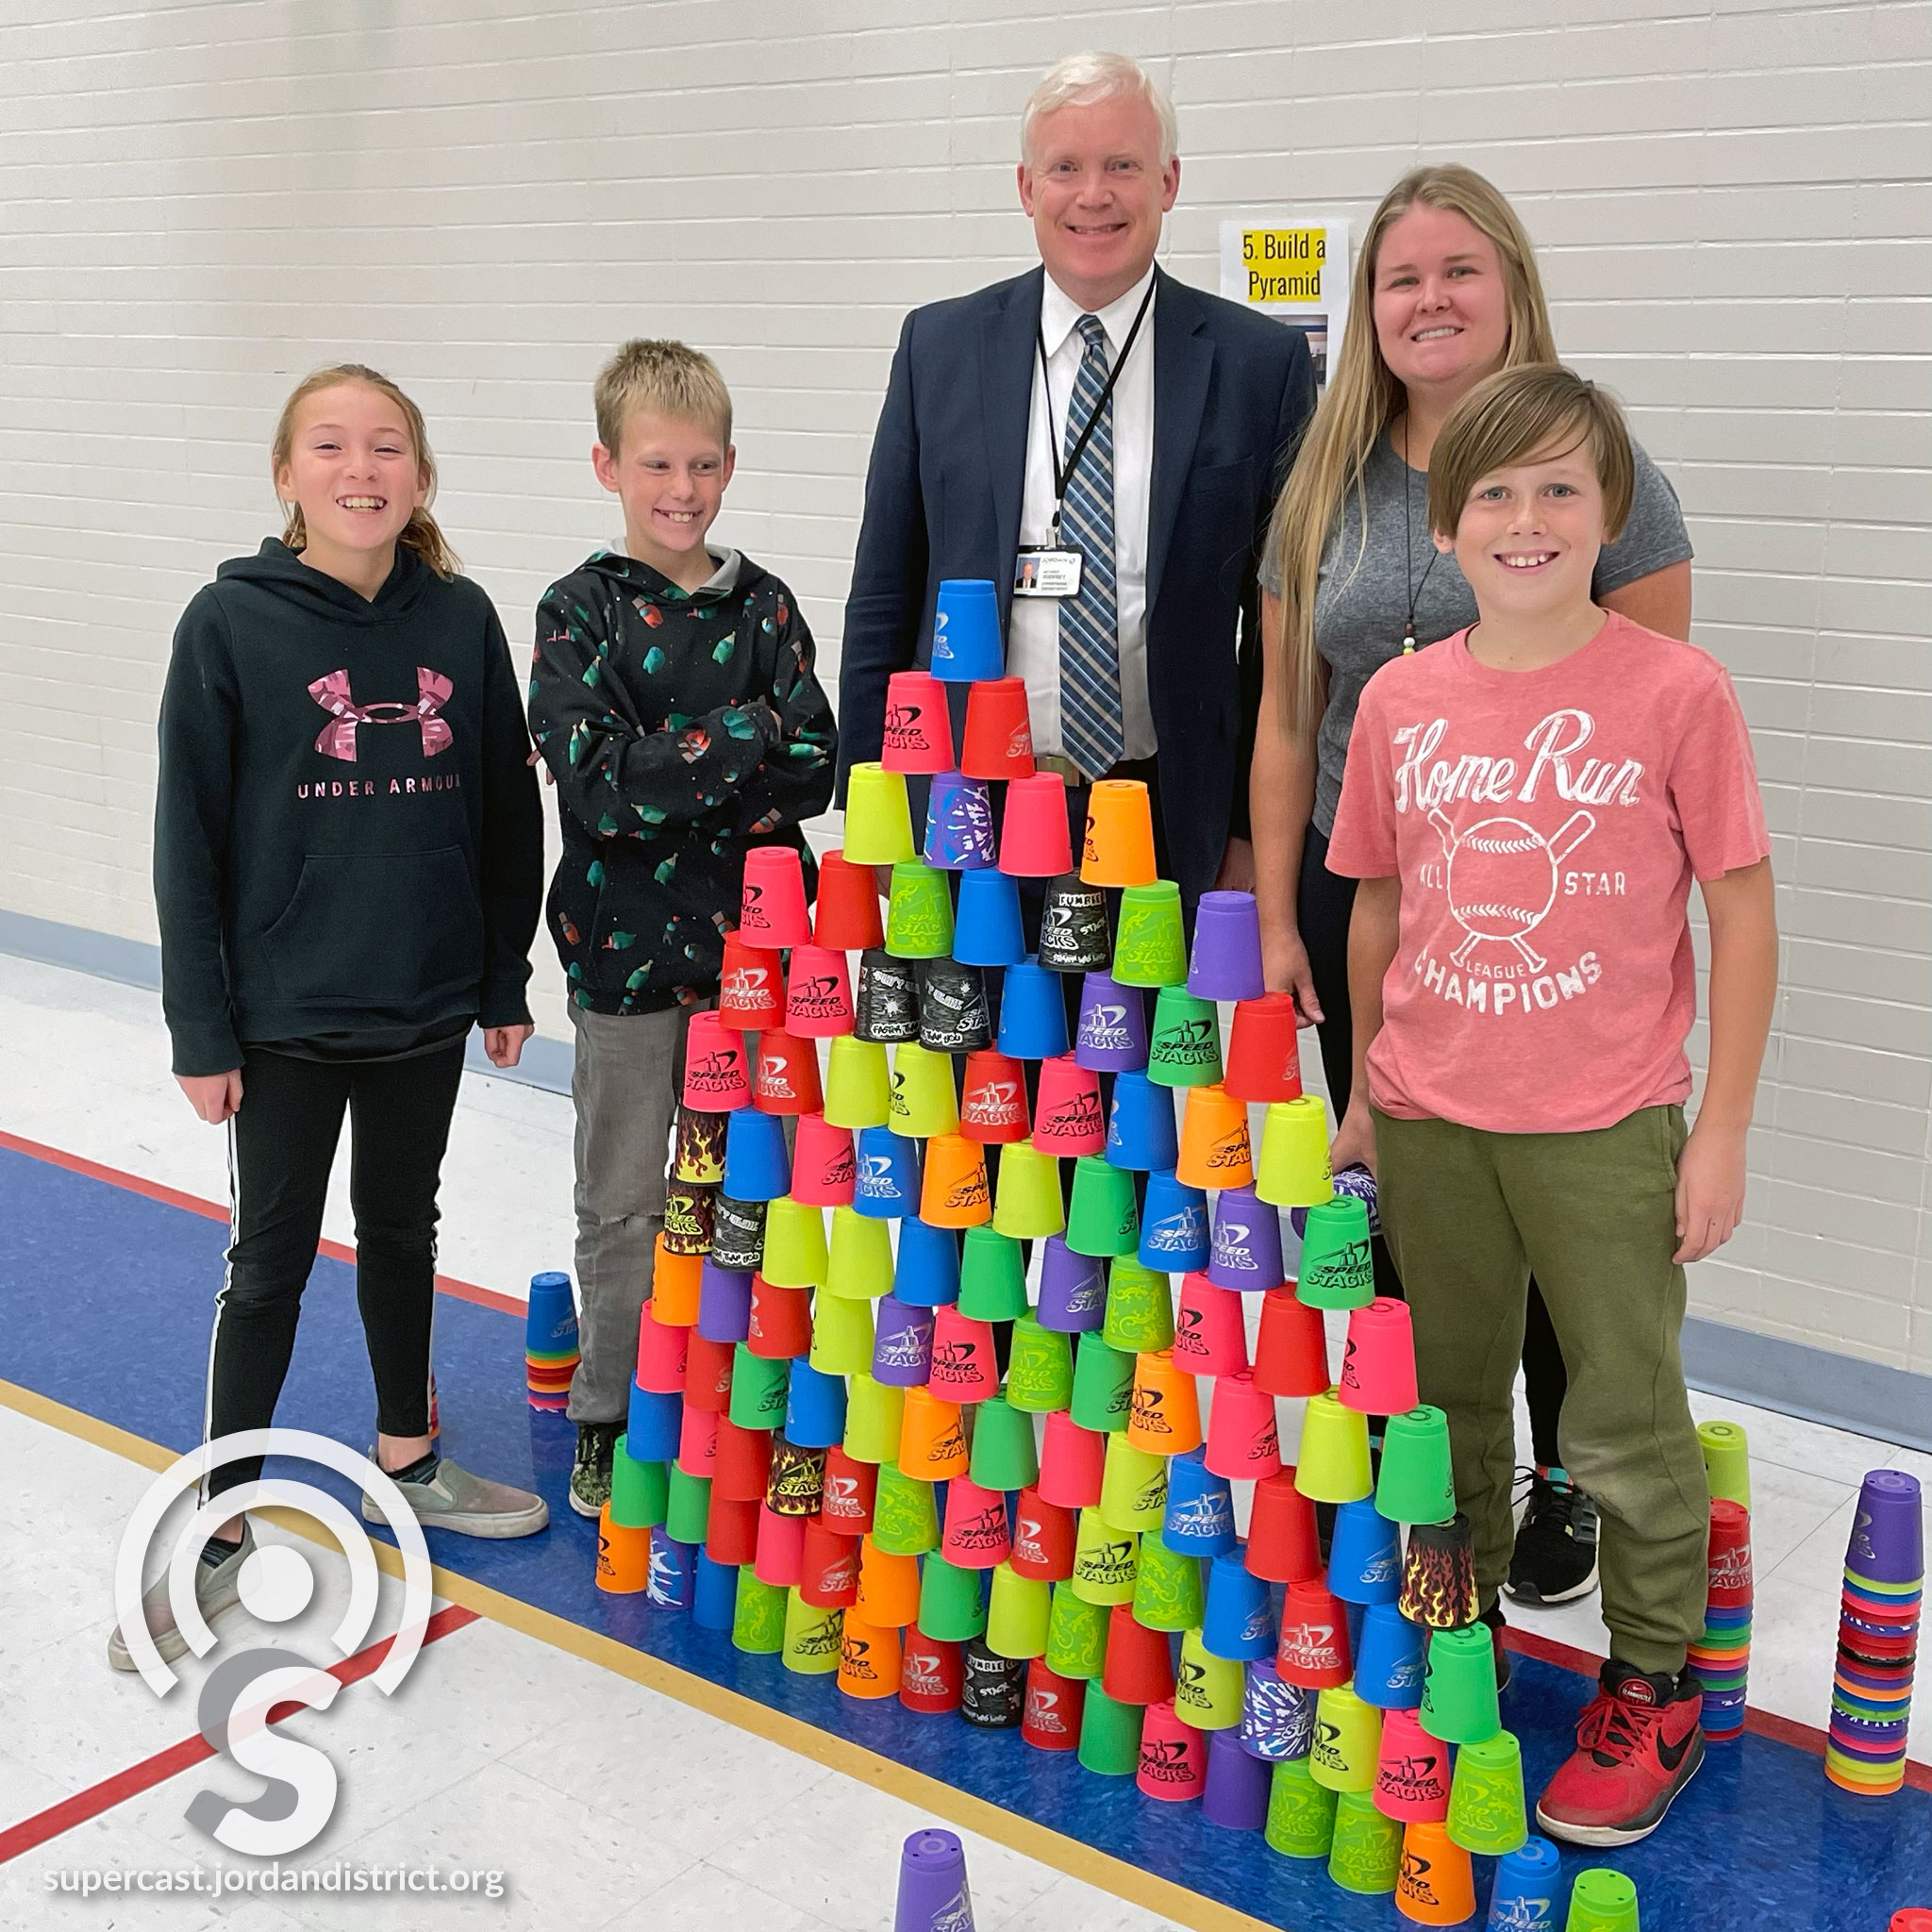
[1250,164,1693,1608]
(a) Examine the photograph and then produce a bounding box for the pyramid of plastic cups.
[991,1138,1064,1238]
[1378,1406,1458,1524]
[696,1260,755,1345]
[917,953,992,1055]
[1256,1095,1331,1207]
[1277,1578,1353,1688]
[1132,1532,1206,1633]
[1241,1659,1315,1761]
[1103,1602,1175,1704]
[1446,1726,1527,1854]
[1395,1819,1476,1925]
[1265,1757,1339,1857]
[998,773,1074,876]
[1328,1788,1406,1893]
[1010,1488,1077,1581]
[1077,777,1158,886]
[1564,1868,1643,1931]
[959,674,1034,779]
[1204,1371,1282,1482]
[854,950,920,1044]
[824,1035,891,1130]
[1341,1298,1419,1413]
[1141,1171,1210,1274]
[1100,1256,1172,1353]
[1047,1581,1112,1678]
[1372,1705,1452,1821]
[1071,1511,1140,1607]
[1074,973,1148,1072]
[1485,1838,1562,1930]
[1068,1157,1141,1258]
[783,946,854,1039]
[1209,1185,1286,1291]
[1203,1549,1277,1660]
[996,958,1069,1060]
[1175,1628,1245,1730]
[898,1385,969,1482]
[1147,987,1224,1089]
[709,1193,767,1273]
[1357,1602,1428,1710]
[1007,1315,1074,1413]
[871,1295,935,1387]
[960,1638,1027,1727]
[1295,1390,1374,1503]
[1098,1433,1169,1532]
[1402,1515,1481,1630]
[1108,1068,1179,1171]
[824,1203,894,1299]
[1129,1350,1203,1456]
[1298,1194,1375,1309]
[738,843,811,949]
[842,762,917,866]
[1036,1236,1107,1332]
[723,1106,791,1203]
[1039,872,1111,973]
[1163,1448,1237,1557]
[1177,1083,1253,1190]
[1034,1055,1107,1155]
[1254,1287,1330,1397]
[1112,880,1187,987]
[1078,1681,1144,1774]
[1329,1497,1403,1606]
[1247,1471,1323,1583]
[682,1010,752,1111]
[1174,1273,1247,1376]
[525,1272,578,1411]
[899,1629,963,1712]
[941,1476,1012,1569]
[1023,1658,1087,1749]
[1309,1682,1382,1793]
[927,1304,998,1401]
[1070,1333,1136,1433]
[717,933,785,1033]
[1204,1726,1274,1830]
[929,577,1004,681]
[1419,1625,1500,1744]
[1224,993,1304,1103]
[919,1133,991,1227]
[924,771,996,871]
[953,865,1026,965]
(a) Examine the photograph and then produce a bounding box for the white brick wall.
[1,0,1925,1372]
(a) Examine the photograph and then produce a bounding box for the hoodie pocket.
[263,849,484,1006]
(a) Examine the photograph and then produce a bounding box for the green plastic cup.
[1375,1406,1457,1524]
[1077,1681,1144,1775]
[1045,1584,1112,1679]
[985,1561,1052,1659]
[665,1467,713,1546]
[842,1371,905,1464]
[841,761,917,866]
[1446,1726,1528,1855]
[609,1438,668,1530]
[809,1290,875,1375]
[1174,1626,1243,1730]
[1071,1508,1140,1606]
[1098,1433,1169,1532]
[1420,1625,1502,1745]
[823,1036,892,1132]
[885,861,955,959]
[760,1194,829,1289]
[1698,1419,1751,1510]
[729,1347,790,1430]
[958,1225,1029,1321]
[1293,1389,1373,1504]
[824,1206,895,1302]
[1566,1868,1641,1930]
[732,1568,788,1654]
[1131,1531,1207,1632]
[1101,1256,1174,1353]
[782,1590,844,1676]
[1146,987,1224,1089]
[1070,1334,1136,1433]
[1308,1681,1381,1793]
[871,1460,941,1556]
[1006,1315,1075,1413]
[968,1393,1041,1491]
[1066,1156,1141,1257]
[1112,880,1187,987]
[991,1137,1067,1240]
[918,1553,988,1641]
[1295,1196,1375,1310]
[1326,1790,1403,1894]
[1265,1757,1339,1858]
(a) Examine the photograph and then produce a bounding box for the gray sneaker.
[108,1522,255,1673]
[367,1456,548,1540]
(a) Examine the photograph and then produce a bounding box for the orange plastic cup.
[1080,779,1158,889]
[838,1611,904,1700]
[1127,1350,1204,1457]
[1395,1819,1476,1925]
[1175,1084,1255,1190]
[899,1384,972,1481]
[920,1133,992,1227]
[856,1537,923,1628]
[596,1504,651,1593]
[651,1238,705,1327]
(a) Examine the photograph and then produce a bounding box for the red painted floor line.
[0,1128,525,1317]
[0,1604,478,1865]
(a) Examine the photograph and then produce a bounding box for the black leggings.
[206,1042,466,1499]
[1300,826,1568,1468]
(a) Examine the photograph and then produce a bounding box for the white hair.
[1021,51,1178,166]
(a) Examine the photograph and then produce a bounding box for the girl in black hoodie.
[119,367,547,1671]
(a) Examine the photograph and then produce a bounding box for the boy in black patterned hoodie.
[529,340,836,1514]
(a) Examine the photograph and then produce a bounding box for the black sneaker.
[1506,1466,1600,1606]
[569,1422,621,1519]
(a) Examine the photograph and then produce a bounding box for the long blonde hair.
[271,363,460,579]
[1266,165,1558,736]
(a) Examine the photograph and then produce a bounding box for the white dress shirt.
[1008,263,1158,764]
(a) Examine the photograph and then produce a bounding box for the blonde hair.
[1429,364,1634,544]
[271,364,458,579]
[594,340,733,456]
[1266,164,1559,735]
[1021,51,1177,165]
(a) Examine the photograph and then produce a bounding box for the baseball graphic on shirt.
[1428,808,1594,974]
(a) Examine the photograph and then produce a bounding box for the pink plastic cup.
[998,774,1074,877]
[1203,1371,1282,1482]
[1340,1298,1419,1416]
[1174,1274,1250,1378]
[683,1011,752,1111]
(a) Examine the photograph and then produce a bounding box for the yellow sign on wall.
[1239,227,1327,305]
[1219,213,1352,390]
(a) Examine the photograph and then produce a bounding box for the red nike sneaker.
[1536,1660,1705,1846]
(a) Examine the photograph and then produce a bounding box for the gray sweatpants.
[566,1001,702,1424]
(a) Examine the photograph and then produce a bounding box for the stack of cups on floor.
[1686,1472,1754,1739]
[525,1271,579,1412]
[1826,1468,1923,1798]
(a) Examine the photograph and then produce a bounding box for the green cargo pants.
[1373,1102,1709,1677]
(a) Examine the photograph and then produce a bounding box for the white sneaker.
[367,1456,548,1540]
[108,1522,255,1673]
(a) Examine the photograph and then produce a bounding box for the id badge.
[1013,547,1082,598]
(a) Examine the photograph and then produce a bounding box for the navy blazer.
[839,263,1315,899]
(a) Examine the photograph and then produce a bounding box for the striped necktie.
[1057,313,1124,780]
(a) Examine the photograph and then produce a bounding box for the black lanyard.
[1036,277,1156,543]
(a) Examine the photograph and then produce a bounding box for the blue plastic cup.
[722,1106,791,1203]
[784,1359,849,1448]
[1035,1236,1108,1332]
[1107,1068,1179,1172]
[1139,1169,1210,1272]
[1327,1498,1402,1606]
[1163,1447,1238,1557]
[1353,1602,1426,1710]
[1240,1659,1315,1760]
[1208,1186,1286,1291]
[997,957,1071,1059]
[893,1215,961,1307]
[691,1548,739,1629]
[954,869,1026,967]
[646,1529,696,1610]
[626,1379,684,1462]
[854,1125,920,1221]
[924,771,997,871]
[525,1272,577,1356]
[930,578,1005,683]
[873,1294,936,1386]
[1485,1837,1561,1930]
[1202,1547,1277,1661]
[696,1259,755,1345]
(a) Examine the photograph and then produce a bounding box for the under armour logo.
[308,668,453,762]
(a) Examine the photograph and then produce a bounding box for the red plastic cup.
[678,1403,720,1475]
[1103,1602,1176,1706]
[1222,994,1304,1104]
[900,1630,965,1713]
[881,669,956,774]
[998,774,1074,877]
[712,1418,773,1502]
[1023,1660,1087,1751]
[1246,1472,1323,1584]
[684,1332,736,1412]
[812,849,886,952]
[718,931,786,1031]
[636,1314,691,1393]
[1033,1055,1107,1157]
[753,1028,824,1115]
[1174,1274,1250,1378]
[782,947,855,1040]
[790,1113,857,1207]
[1038,1411,1108,1509]
[1137,1700,1208,1800]
[1340,1298,1417,1415]
[705,1494,760,1566]
[683,1011,753,1111]
[800,1517,861,1606]
[1010,1489,1078,1582]
[1275,1579,1351,1688]
[1253,1288,1331,1398]
[820,1445,877,1537]
[960,675,1036,781]
[928,1305,1000,1404]
[740,844,812,948]
[941,1477,1011,1569]
[747,1276,813,1359]
[1707,1499,1754,1608]
[958,1050,1031,1143]
[1203,1371,1282,1481]
[754,1504,808,1587]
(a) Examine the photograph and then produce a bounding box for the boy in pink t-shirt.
[1327,367,1776,1849]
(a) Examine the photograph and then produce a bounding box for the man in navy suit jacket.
[839,52,1315,902]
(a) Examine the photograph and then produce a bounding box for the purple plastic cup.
[1188,891,1266,1003]
[1073,973,1148,1073]
[1035,1235,1108,1332]
[695,1259,754,1344]
[924,771,997,872]
[873,1294,937,1386]
[1239,1659,1315,1761]
[1208,1186,1285,1291]
[1201,1724,1272,1829]
[894,1826,975,1932]
[1846,1470,1924,1585]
